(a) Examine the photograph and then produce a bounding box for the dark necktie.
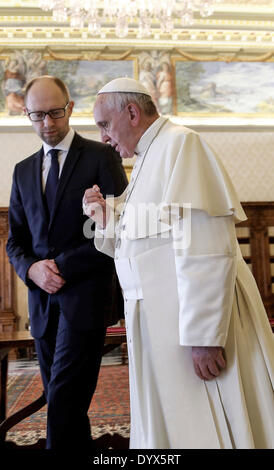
[44,149,60,217]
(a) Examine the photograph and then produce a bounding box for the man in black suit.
[6,75,127,450]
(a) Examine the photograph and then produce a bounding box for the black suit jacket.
[7,132,128,338]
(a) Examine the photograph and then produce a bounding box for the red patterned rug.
[6,364,130,446]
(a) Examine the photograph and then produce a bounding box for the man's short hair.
[24,75,70,103]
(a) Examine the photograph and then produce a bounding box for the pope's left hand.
[191,346,226,381]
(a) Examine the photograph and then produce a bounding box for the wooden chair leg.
[121,343,127,365]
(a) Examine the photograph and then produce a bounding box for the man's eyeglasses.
[27,103,69,122]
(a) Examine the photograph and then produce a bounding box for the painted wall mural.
[0,50,47,115]
[138,51,174,115]
[46,59,135,115]
[0,50,135,116]
[1,48,274,119]
[175,60,274,116]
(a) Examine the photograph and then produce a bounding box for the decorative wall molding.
[1,1,274,49]
[1,28,274,50]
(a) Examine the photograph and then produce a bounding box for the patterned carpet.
[6,359,130,447]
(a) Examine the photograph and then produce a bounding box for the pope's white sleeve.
[94,214,116,258]
[174,209,237,347]
[94,191,126,258]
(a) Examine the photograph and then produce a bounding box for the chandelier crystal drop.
[39,0,218,38]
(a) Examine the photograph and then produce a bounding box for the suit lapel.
[49,133,84,228]
[33,147,48,220]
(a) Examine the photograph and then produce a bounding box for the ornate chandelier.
[39,0,218,38]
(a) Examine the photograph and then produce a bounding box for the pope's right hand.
[83,185,107,228]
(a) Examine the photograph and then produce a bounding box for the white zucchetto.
[97,77,151,97]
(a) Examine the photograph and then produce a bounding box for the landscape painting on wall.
[2,49,274,121]
[46,59,135,115]
[175,60,274,116]
[0,50,136,117]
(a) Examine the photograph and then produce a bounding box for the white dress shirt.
[42,127,75,192]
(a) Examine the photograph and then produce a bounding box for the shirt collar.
[135,117,167,156]
[43,127,75,156]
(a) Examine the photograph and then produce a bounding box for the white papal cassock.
[94,117,274,449]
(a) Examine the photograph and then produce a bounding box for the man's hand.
[192,346,226,381]
[83,185,107,228]
[28,259,66,294]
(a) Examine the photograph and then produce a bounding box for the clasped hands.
[27,186,107,295]
[28,259,65,294]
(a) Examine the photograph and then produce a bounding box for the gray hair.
[101,92,158,117]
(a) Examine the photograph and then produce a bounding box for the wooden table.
[0,331,36,425]
[0,328,128,449]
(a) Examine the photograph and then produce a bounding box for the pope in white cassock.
[83,77,274,449]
